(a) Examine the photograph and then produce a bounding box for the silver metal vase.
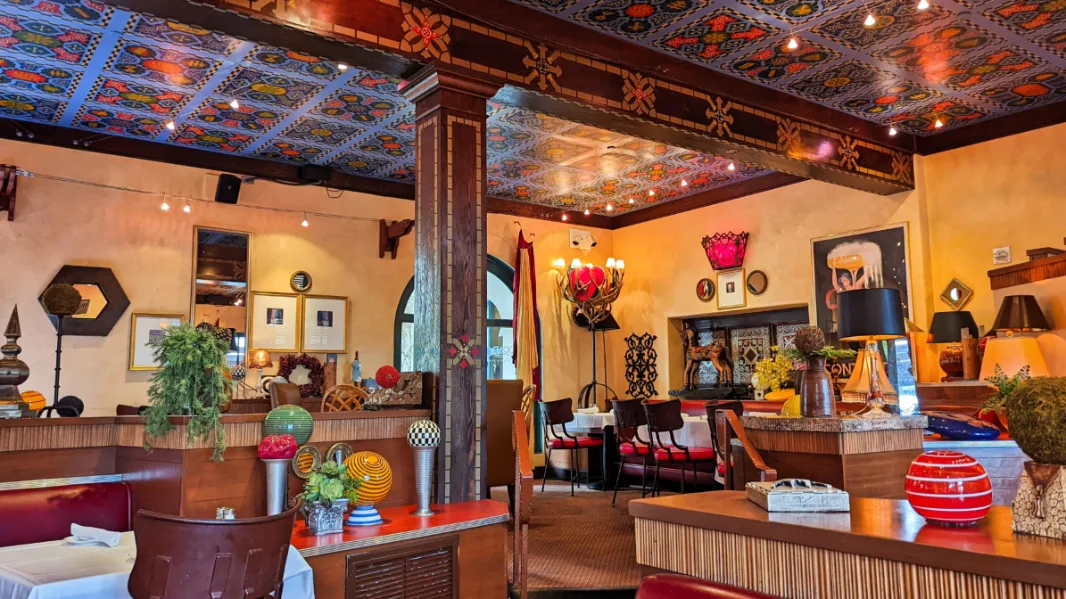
[412,446,435,516]
[263,458,289,516]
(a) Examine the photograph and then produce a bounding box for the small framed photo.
[301,295,349,354]
[717,269,746,310]
[250,291,300,352]
[992,246,1011,265]
[129,313,183,371]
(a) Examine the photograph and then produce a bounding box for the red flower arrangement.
[257,434,298,459]
[376,365,400,389]
[277,353,325,398]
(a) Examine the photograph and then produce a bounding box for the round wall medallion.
[290,271,312,293]
[696,278,715,302]
[747,270,769,295]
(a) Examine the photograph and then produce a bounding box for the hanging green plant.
[142,322,233,461]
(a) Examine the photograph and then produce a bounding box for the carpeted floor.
[496,480,644,597]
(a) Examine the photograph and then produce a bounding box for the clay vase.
[800,355,836,418]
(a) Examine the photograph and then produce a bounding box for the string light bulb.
[183,200,191,213]
[606,203,614,212]
[160,197,170,212]
[727,162,736,171]
[648,189,656,197]
[229,99,240,110]
[680,179,688,187]
[917,0,930,9]
[786,35,799,51]
[864,12,877,27]
[562,213,568,221]
[338,62,349,71]
[889,126,898,136]
[301,213,309,227]
[934,117,945,129]
[584,208,591,216]
[628,197,635,204]
[165,120,175,131]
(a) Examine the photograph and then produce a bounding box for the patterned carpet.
[498,481,643,597]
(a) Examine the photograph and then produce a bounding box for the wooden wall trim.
[988,253,1066,290]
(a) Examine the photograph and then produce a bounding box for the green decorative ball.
[1006,377,1066,465]
[794,326,826,356]
[263,405,314,446]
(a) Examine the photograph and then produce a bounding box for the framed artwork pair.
[248,291,349,354]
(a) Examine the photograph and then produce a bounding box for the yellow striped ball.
[345,451,392,506]
[20,391,46,413]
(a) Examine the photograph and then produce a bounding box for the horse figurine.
[682,325,733,390]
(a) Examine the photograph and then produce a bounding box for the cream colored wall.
[993,280,1066,376]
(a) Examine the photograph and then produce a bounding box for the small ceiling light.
[584,208,591,216]
[917,0,930,9]
[727,162,736,171]
[864,12,877,27]
[648,189,656,197]
[160,198,170,212]
[628,197,635,204]
[301,213,309,227]
[606,203,614,212]
[680,179,688,187]
[165,120,175,131]
[889,126,898,136]
[229,99,240,110]
[934,117,945,129]
[562,213,569,221]
[338,62,349,71]
[183,200,191,213]
[234,296,243,306]
[786,35,799,51]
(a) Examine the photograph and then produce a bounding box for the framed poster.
[129,312,183,371]
[301,295,349,353]
[249,291,300,352]
[811,223,912,343]
[717,270,746,310]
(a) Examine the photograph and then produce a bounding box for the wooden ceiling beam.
[917,101,1066,155]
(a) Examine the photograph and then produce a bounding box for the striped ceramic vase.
[905,450,992,527]
[344,451,393,526]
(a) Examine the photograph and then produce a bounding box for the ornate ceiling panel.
[0,0,769,216]
[507,0,1066,134]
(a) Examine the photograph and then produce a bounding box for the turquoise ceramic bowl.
[263,405,314,445]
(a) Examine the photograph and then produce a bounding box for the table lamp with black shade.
[928,311,980,380]
[979,294,1051,381]
[838,288,907,419]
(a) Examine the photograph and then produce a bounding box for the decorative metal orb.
[407,419,441,448]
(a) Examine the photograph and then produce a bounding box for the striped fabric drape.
[512,230,541,432]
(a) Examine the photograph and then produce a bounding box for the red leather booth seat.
[0,482,132,547]
[637,574,781,599]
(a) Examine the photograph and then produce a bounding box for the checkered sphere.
[407,419,441,448]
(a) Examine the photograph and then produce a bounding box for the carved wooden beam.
[100,0,915,196]
[379,218,415,259]
[0,165,16,222]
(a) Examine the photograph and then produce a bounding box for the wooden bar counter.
[0,410,429,517]
[631,491,1066,599]
[293,500,509,599]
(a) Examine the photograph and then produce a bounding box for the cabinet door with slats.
[345,538,458,599]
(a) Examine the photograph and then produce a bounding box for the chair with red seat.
[636,574,781,598]
[541,398,604,496]
[704,400,746,484]
[643,400,718,496]
[611,398,652,507]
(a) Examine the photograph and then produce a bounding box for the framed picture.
[811,223,912,343]
[249,291,300,352]
[129,312,183,371]
[696,278,715,302]
[301,295,349,353]
[717,270,746,310]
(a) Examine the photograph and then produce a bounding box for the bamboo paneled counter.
[0,410,429,517]
[631,491,1066,599]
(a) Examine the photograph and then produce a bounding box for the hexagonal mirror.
[71,283,108,319]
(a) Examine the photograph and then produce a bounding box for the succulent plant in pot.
[1005,377,1066,539]
[298,460,361,535]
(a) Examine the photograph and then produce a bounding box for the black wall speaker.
[214,174,241,204]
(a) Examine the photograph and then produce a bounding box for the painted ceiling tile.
[88,76,188,115]
[562,123,629,144]
[0,54,80,96]
[655,8,777,64]
[487,157,544,180]
[578,177,647,198]
[485,123,534,151]
[616,137,673,157]
[889,97,988,132]
[327,151,392,176]
[625,160,690,183]
[813,0,953,50]
[528,166,601,193]
[871,23,1000,76]
[311,88,400,123]
[74,104,165,136]
[380,161,415,183]
[356,132,416,158]
[384,110,416,136]
[508,0,583,13]
[983,0,1066,36]
[254,139,328,164]
[519,136,597,163]
[975,69,1066,107]
[0,0,111,27]
[280,115,365,147]
[106,39,221,90]
[0,14,99,66]
[728,39,840,82]
[246,44,342,81]
[349,68,404,94]
[737,0,833,24]
[836,81,942,117]
[188,96,288,132]
[574,0,699,40]
[567,151,642,175]
[169,123,256,153]
[218,66,324,110]
[788,60,895,101]
[126,15,242,56]
[932,46,1043,90]
[492,104,568,131]
[0,89,63,121]
[1042,29,1066,56]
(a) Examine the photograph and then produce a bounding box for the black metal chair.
[611,398,652,507]
[540,398,604,496]
[643,400,717,496]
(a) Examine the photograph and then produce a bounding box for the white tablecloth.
[0,532,314,599]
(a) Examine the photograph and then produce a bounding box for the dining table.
[0,532,315,599]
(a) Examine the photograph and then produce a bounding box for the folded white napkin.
[577,407,600,414]
[71,523,121,547]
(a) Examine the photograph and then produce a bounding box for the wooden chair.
[715,410,776,490]
[643,400,717,496]
[128,502,300,599]
[511,410,533,599]
[486,380,524,503]
[540,398,604,496]
[704,401,745,484]
[519,384,537,430]
[270,382,302,409]
[611,398,652,507]
[320,384,368,412]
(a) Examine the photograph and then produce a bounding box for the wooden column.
[403,67,499,504]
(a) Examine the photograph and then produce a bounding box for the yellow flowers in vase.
[753,347,794,392]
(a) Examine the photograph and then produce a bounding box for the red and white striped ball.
[905,450,992,527]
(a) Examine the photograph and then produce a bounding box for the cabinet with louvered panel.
[345,538,458,599]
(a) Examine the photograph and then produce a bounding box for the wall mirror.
[192,227,250,367]
[290,271,312,293]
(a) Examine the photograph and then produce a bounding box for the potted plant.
[753,348,794,401]
[978,364,1031,434]
[784,326,856,418]
[1006,377,1066,538]
[142,322,233,461]
[298,460,361,535]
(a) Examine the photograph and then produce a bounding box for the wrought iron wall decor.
[702,232,749,270]
[624,332,658,400]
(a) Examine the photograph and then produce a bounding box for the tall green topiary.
[1006,377,1066,465]
[142,322,233,461]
